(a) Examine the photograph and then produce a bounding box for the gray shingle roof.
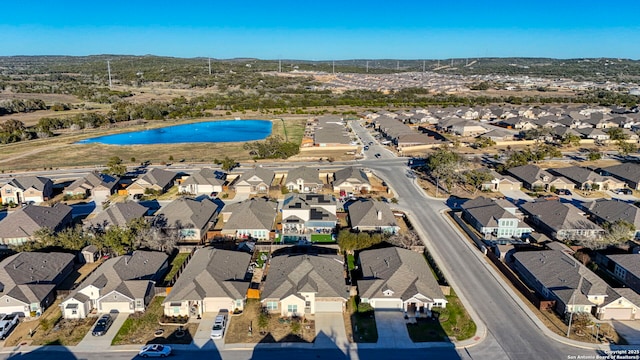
[155,197,218,232]
[314,116,351,145]
[333,167,370,187]
[507,164,554,186]
[66,172,118,193]
[165,248,251,303]
[0,252,74,304]
[461,196,518,228]
[521,201,602,233]
[87,202,148,229]
[550,166,605,185]
[65,251,168,302]
[348,199,397,229]
[236,167,275,186]
[222,198,277,231]
[587,199,640,228]
[138,168,177,189]
[285,167,320,186]
[4,176,51,192]
[0,203,72,240]
[513,250,609,306]
[261,253,347,300]
[358,247,444,301]
[602,163,640,184]
[181,168,225,187]
[607,254,640,278]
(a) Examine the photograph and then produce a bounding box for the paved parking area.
[500,189,534,204]
[193,313,217,348]
[75,313,127,351]
[314,312,348,349]
[374,310,413,348]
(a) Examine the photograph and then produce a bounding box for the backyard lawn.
[406,290,476,342]
[310,234,334,243]
[111,296,197,345]
[163,252,191,283]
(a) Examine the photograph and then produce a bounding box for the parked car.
[0,313,19,339]
[92,314,113,336]
[374,153,381,158]
[616,189,633,195]
[139,344,172,358]
[210,311,228,339]
[555,189,571,196]
[363,146,369,151]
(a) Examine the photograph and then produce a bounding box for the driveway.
[374,310,413,348]
[192,313,217,348]
[75,313,128,351]
[606,190,639,203]
[499,189,534,205]
[314,312,348,349]
[611,320,640,345]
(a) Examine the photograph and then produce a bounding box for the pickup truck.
[0,313,19,339]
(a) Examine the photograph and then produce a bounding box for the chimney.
[377,210,382,221]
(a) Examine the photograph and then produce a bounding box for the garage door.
[235,186,251,194]
[203,299,232,314]
[602,308,634,320]
[100,301,133,314]
[315,301,343,313]
[0,306,27,316]
[372,300,402,310]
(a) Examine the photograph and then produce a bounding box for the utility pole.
[278,59,282,73]
[566,293,576,337]
[107,60,112,88]
[332,60,335,74]
[366,60,369,73]
[208,58,211,75]
[396,61,399,71]
[423,60,425,73]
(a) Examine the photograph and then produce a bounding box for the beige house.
[1,176,53,205]
[332,167,371,193]
[261,253,348,316]
[127,168,177,196]
[232,167,275,195]
[220,198,277,240]
[163,249,251,317]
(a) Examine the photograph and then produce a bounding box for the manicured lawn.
[255,252,269,268]
[406,289,476,342]
[348,297,378,343]
[310,234,333,243]
[163,252,190,283]
[347,254,355,271]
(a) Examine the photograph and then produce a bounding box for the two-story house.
[281,194,337,241]
[284,166,322,193]
[461,197,533,238]
[1,176,53,205]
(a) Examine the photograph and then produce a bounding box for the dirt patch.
[4,299,94,346]
[225,300,315,343]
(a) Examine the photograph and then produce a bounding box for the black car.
[92,314,113,336]
[617,189,633,195]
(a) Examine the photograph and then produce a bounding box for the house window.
[305,301,311,307]
[173,306,180,314]
[361,298,369,304]
[235,300,243,308]
[266,301,278,311]
[136,299,143,308]
[287,304,297,314]
[433,302,442,307]
[72,309,77,315]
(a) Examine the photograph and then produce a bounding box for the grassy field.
[0,117,307,172]
[310,234,333,243]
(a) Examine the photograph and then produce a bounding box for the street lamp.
[566,293,576,337]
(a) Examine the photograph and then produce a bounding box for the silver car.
[210,313,227,339]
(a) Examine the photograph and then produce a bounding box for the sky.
[2,1,640,60]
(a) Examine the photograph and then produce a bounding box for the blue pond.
[76,120,272,145]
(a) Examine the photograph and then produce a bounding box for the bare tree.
[387,231,422,249]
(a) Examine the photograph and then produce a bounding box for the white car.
[139,344,172,358]
[210,313,227,339]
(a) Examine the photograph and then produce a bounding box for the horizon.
[3,1,640,60]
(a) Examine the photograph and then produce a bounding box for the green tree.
[586,150,602,161]
[104,156,126,176]
[220,156,237,171]
[617,140,637,156]
[473,137,496,149]
[464,169,493,195]
[606,127,627,141]
[561,133,582,147]
[424,147,467,193]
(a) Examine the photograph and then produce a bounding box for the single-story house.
[178,168,226,195]
[163,248,251,317]
[127,168,177,196]
[600,163,640,190]
[0,203,73,246]
[220,198,278,240]
[65,172,119,200]
[153,197,219,244]
[284,166,322,193]
[232,167,275,195]
[347,199,399,234]
[333,167,371,194]
[520,200,605,241]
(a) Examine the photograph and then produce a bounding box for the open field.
[0,116,306,171]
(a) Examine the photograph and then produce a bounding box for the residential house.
[153,197,219,244]
[261,253,348,316]
[0,203,73,246]
[281,194,337,240]
[576,127,610,141]
[127,168,177,196]
[507,164,575,191]
[220,198,278,240]
[163,249,251,317]
[313,116,352,146]
[232,167,275,195]
[347,199,399,234]
[65,172,119,201]
[520,200,605,241]
[601,254,640,294]
[1,176,53,205]
[550,166,626,191]
[449,120,488,137]
[284,166,322,193]
[0,252,74,318]
[586,199,640,239]
[601,163,640,190]
[85,201,149,231]
[178,168,226,195]
[461,197,533,238]
[478,129,515,142]
[499,117,536,130]
[358,247,447,314]
[512,249,638,320]
[333,167,372,194]
[61,251,168,319]
[480,170,522,192]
